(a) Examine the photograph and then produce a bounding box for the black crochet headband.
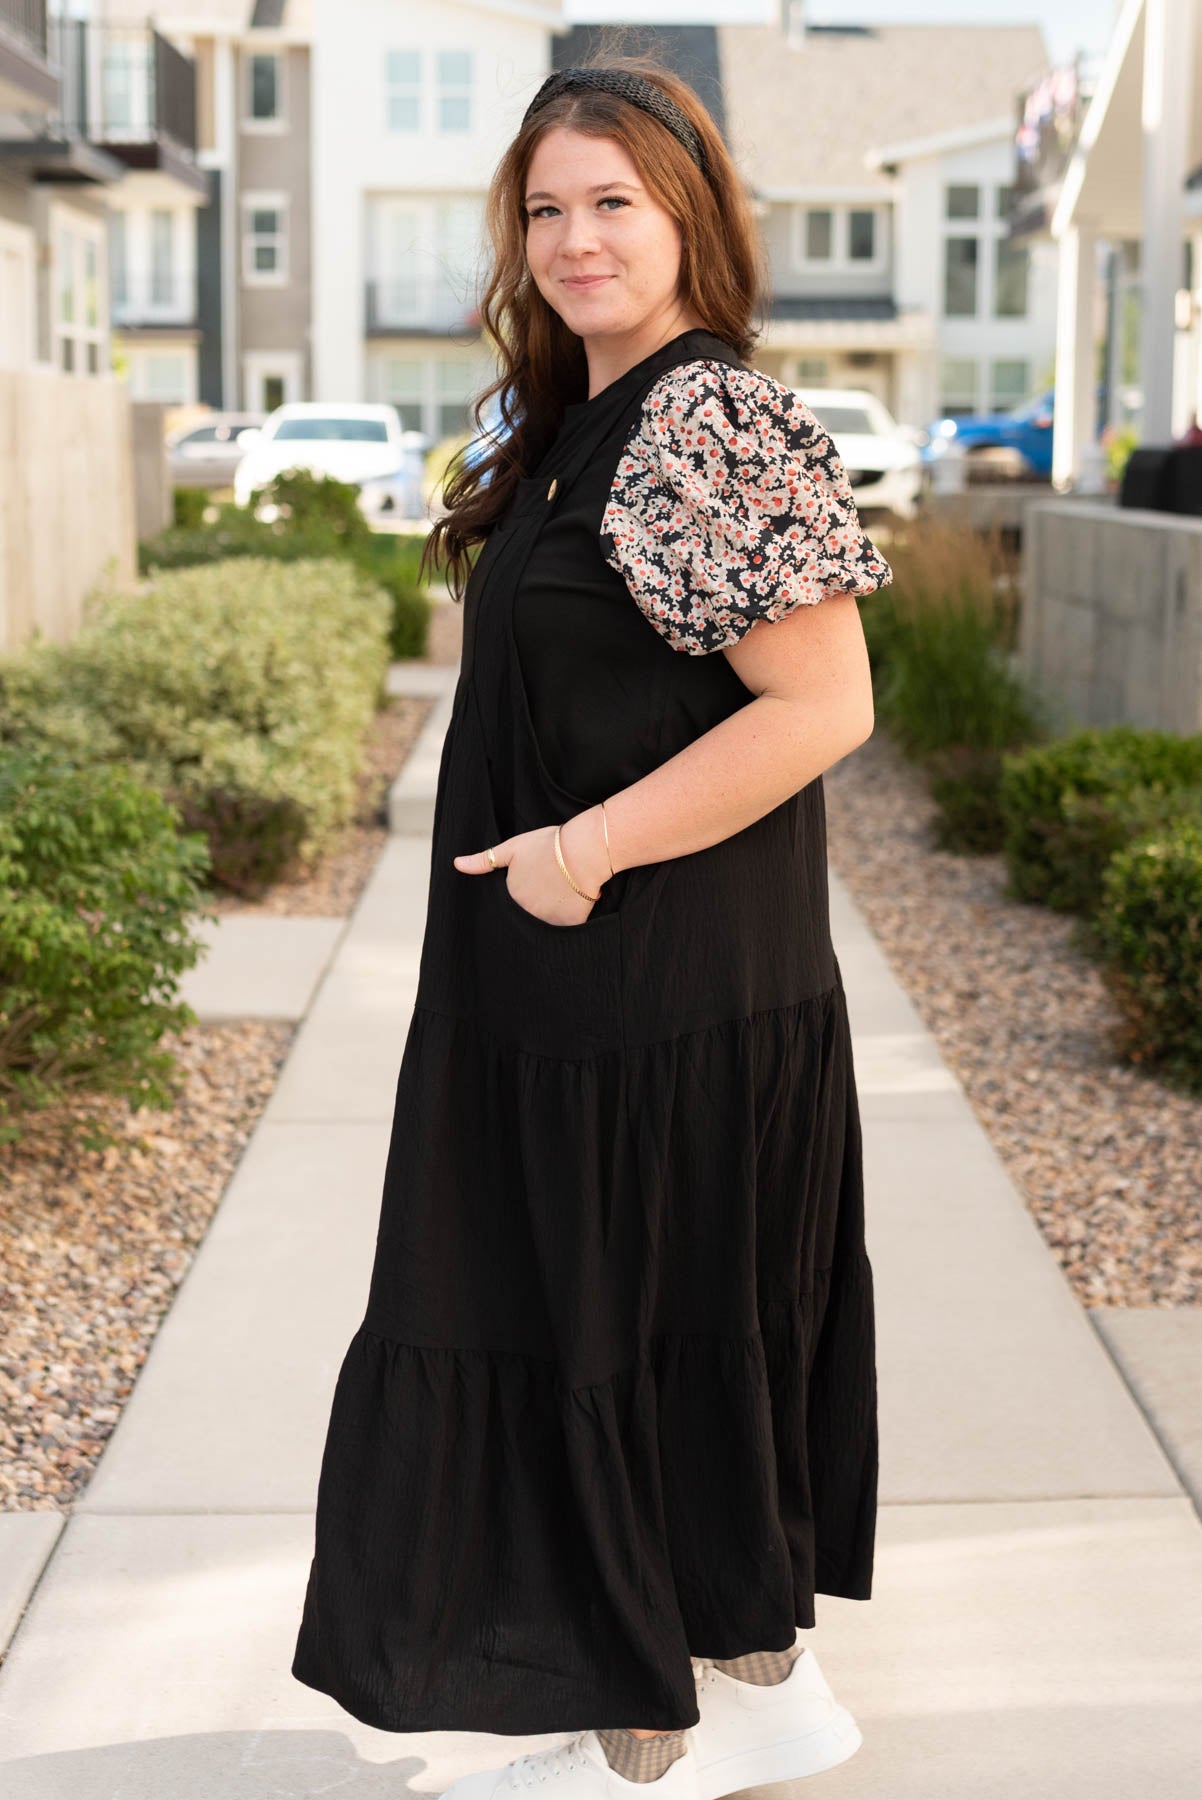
[521,67,710,180]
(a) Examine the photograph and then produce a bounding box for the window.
[385,50,421,131]
[242,193,287,284]
[372,354,485,436]
[110,211,128,311]
[945,184,979,220]
[795,356,828,383]
[244,51,285,128]
[940,356,978,417]
[804,401,877,437]
[436,357,474,435]
[53,210,107,377]
[380,357,423,430]
[943,236,978,316]
[994,237,1029,317]
[101,32,152,136]
[436,50,472,132]
[804,208,832,260]
[995,184,1017,221]
[368,195,483,331]
[272,417,390,443]
[990,359,1029,411]
[792,204,882,271]
[150,209,175,307]
[848,209,876,261]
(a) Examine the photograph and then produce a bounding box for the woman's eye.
[526,197,630,220]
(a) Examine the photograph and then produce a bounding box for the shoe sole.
[693,1704,863,1798]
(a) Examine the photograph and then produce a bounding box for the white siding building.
[311,0,565,434]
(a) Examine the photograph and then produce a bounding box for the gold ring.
[485,846,497,868]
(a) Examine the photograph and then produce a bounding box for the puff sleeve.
[599,358,894,654]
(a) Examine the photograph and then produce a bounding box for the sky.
[564,1,1123,69]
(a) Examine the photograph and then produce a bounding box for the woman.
[292,56,892,1798]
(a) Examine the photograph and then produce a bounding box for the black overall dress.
[291,328,879,1736]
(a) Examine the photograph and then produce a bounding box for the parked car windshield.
[802,403,878,436]
[271,418,391,443]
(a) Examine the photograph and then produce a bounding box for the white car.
[792,386,925,520]
[232,402,427,520]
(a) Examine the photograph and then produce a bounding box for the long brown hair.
[422,46,770,601]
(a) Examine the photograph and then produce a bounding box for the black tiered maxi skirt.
[291,328,879,1735]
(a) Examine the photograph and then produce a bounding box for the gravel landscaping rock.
[0,1020,294,1512]
[824,728,1202,1310]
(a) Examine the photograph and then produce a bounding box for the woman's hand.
[453,810,609,927]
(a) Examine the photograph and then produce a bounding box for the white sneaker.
[439,1729,701,1800]
[686,1638,862,1797]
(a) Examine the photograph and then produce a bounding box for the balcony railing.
[365,278,481,335]
[0,0,48,60]
[48,20,197,155]
[111,272,197,326]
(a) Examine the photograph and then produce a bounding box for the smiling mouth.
[562,275,611,286]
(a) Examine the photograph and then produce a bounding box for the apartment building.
[91,0,309,410]
[311,0,564,436]
[1,0,77,373]
[2,5,209,386]
[713,13,1058,424]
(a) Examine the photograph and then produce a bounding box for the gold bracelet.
[600,798,615,876]
[554,824,601,901]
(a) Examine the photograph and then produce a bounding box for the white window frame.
[939,354,980,416]
[51,202,108,377]
[384,48,422,132]
[367,193,483,332]
[242,48,287,133]
[790,203,885,274]
[368,350,487,439]
[108,201,196,325]
[435,49,472,133]
[989,358,1029,411]
[242,349,303,411]
[241,190,288,287]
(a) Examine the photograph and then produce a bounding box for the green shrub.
[173,485,210,529]
[0,745,214,1145]
[1092,818,1202,1088]
[858,515,1047,850]
[250,466,375,557]
[926,745,1013,853]
[1000,727,1202,913]
[1,557,392,895]
[139,473,437,659]
[139,502,279,573]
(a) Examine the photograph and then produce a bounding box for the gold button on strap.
[546,476,558,501]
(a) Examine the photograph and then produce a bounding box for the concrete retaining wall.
[0,369,138,655]
[130,401,172,543]
[1020,497,1202,734]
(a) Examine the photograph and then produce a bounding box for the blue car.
[921,387,1058,479]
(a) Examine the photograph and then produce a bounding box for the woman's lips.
[562,275,612,289]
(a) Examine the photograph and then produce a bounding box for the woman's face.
[523,126,687,343]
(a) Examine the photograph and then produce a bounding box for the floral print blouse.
[599,359,894,654]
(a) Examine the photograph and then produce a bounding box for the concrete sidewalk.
[2,674,1201,1798]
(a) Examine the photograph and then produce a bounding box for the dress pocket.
[474,865,623,1057]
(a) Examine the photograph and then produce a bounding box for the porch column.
[1140,0,1197,439]
[1052,221,1097,488]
